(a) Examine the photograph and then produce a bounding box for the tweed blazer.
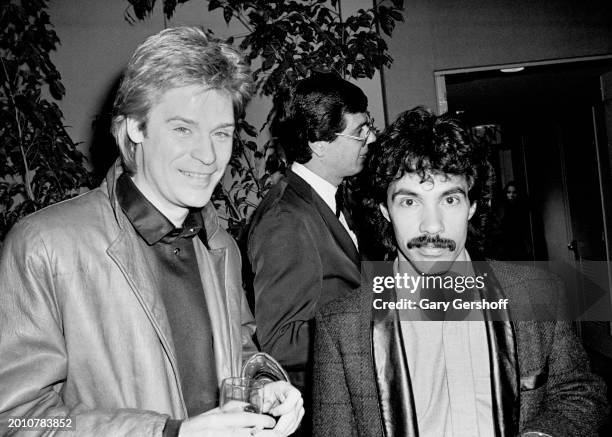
[313,261,608,437]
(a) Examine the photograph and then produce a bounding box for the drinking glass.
[219,377,264,414]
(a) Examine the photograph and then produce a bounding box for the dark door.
[578,72,612,357]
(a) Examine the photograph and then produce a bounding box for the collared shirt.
[116,173,218,416]
[291,162,359,249]
[397,253,494,437]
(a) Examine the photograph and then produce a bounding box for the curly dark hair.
[357,106,495,260]
[278,73,368,164]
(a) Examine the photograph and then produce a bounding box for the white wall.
[385,0,612,117]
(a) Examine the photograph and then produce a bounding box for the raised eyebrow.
[440,187,468,198]
[166,116,196,125]
[390,189,420,202]
[165,118,235,131]
[213,122,236,130]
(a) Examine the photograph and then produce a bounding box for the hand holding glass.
[219,377,264,414]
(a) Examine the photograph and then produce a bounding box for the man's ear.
[379,203,391,222]
[126,117,145,144]
[308,141,326,158]
[468,201,477,220]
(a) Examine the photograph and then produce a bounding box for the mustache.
[407,235,456,251]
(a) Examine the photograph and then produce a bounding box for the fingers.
[266,382,303,416]
[262,381,284,413]
[203,427,267,437]
[220,400,251,413]
[181,411,277,437]
[200,429,253,437]
[198,411,275,429]
[252,430,283,437]
[273,406,305,436]
[220,412,276,429]
[263,381,304,436]
[229,428,265,437]
[269,392,301,417]
[296,407,305,432]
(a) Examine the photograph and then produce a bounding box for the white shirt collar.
[291,162,338,213]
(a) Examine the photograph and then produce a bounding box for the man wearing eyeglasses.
[247,74,375,413]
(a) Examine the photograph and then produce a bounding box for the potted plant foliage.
[125,0,404,240]
[0,0,93,242]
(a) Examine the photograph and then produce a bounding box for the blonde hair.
[111,27,252,173]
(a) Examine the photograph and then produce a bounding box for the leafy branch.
[1,56,33,202]
[0,0,93,240]
[124,0,404,240]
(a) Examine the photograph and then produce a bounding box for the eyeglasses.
[335,117,373,147]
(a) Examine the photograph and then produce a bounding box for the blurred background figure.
[494,181,534,261]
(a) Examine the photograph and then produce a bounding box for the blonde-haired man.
[0,27,302,437]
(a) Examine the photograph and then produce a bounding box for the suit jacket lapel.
[475,262,520,437]
[287,170,360,266]
[365,263,419,437]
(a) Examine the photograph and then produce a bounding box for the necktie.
[335,185,355,231]
[335,186,344,218]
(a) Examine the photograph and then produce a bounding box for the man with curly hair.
[312,107,607,437]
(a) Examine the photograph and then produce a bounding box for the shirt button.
[173,248,180,256]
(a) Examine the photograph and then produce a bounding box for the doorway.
[439,56,612,261]
[436,57,612,430]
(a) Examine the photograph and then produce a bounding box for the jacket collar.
[474,262,520,437]
[367,263,419,437]
[115,172,204,244]
[286,169,360,266]
[104,160,221,246]
[368,261,519,437]
[102,159,229,415]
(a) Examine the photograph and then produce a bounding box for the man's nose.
[419,205,444,235]
[191,136,216,164]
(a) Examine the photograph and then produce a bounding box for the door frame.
[433,54,612,115]
[436,56,612,338]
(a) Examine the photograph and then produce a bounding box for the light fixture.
[500,67,525,73]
